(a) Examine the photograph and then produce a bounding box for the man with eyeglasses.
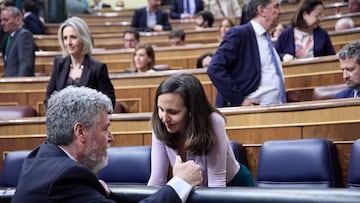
[122,28,140,49]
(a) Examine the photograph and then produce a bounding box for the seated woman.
[196,52,213,68]
[127,44,156,73]
[270,23,286,39]
[275,0,335,62]
[148,73,255,187]
[44,16,115,108]
[219,17,235,40]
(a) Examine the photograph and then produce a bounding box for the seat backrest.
[98,146,151,184]
[256,138,342,188]
[347,139,360,188]
[0,105,37,119]
[229,140,248,167]
[0,150,30,187]
[113,101,127,113]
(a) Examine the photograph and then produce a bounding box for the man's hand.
[173,155,202,187]
[283,54,295,62]
[241,99,259,106]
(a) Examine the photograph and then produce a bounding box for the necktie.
[265,32,287,103]
[5,35,12,54]
[186,0,190,14]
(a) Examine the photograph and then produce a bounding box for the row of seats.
[1,139,360,188]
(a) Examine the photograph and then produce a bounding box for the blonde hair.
[57,16,93,57]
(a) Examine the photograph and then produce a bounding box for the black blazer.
[131,7,172,32]
[45,55,115,107]
[11,142,182,203]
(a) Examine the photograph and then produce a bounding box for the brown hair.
[151,73,224,155]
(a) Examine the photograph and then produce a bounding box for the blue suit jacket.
[275,27,335,61]
[170,0,204,19]
[45,55,115,107]
[335,88,357,98]
[11,142,182,203]
[131,7,172,32]
[23,13,44,34]
[207,23,261,107]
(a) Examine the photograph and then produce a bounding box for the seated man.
[169,28,186,46]
[195,10,214,29]
[11,86,203,203]
[22,0,44,34]
[170,0,204,19]
[123,28,140,49]
[335,40,360,98]
[131,0,172,32]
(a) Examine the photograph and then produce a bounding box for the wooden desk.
[0,55,343,115]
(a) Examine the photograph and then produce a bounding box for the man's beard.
[82,139,108,174]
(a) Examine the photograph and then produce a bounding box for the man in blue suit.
[170,0,204,19]
[207,0,286,107]
[22,0,44,34]
[11,86,203,203]
[335,40,360,98]
[131,0,172,32]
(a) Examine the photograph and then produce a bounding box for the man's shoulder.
[15,28,33,37]
[335,87,354,98]
[227,24,254,38]
[135,7,146,12]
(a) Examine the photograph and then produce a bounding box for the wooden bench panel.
[0,55,345,115]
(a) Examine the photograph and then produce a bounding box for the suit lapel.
[179,0,184,12]
[79,56,91,86]
[58,57,71,89]
[155,9,161,24]
[6,30,17,54]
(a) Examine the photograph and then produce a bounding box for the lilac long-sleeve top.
[147,112,240,187]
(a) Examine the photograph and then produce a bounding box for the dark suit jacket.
[1,28,35,77]
[335,88,357,98]
[275,27,335,61]
[45,55,115,107]
[131,7,172,32]
[11,142,182,203]
[23,12,45,34]
[170,0,204,19]
[207,23,261,107]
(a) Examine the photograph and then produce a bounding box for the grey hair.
[2,6,23,25]
[337,40,360,65]
[246,0,272,20]
[46,86,113,145]
[57,16,93,57]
